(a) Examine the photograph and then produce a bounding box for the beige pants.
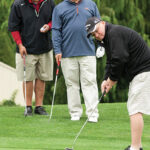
[127,72,150,116]
[61,56,99,118]
[16,51,53,81]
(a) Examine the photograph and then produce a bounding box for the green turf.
[0,103,149,150]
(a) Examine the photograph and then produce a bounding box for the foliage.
[1,89,18,106]
[10,89,18,102]
[0,0,12,31]
[0,31,15,67]
[0,0,150,104]
[2,100,16,106]
[0,0,15,67]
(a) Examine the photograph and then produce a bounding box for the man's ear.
[101,21,105,24]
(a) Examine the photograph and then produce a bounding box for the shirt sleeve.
[11,31,22,45]
[48,21,52,30]
[48,0,55,30]
[106,36,129,81]
[8,2,22,32]
[52,7,62,55]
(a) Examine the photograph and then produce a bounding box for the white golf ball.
[40,27,45,32]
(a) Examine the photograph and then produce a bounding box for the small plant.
[10,89,18,102]
[2,99,16,106]
[2,89,18,106]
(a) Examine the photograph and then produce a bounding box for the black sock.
[27,106,32,108]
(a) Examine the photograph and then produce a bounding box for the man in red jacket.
[8,0,55,116]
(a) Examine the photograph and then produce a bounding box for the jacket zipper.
[76,3,79,15]
[35,0,47,18]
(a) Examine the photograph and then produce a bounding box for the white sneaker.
[130,147,136,150]
[88,117,98,123]
[71,116,80,121]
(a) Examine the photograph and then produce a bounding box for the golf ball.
[40,27,45,32]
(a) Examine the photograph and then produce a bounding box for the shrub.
[2,99,16,106]
[1,90,18,106]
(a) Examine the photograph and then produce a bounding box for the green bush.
[2,99,16,106]
[0,31,15,67]
[1,90,18,106]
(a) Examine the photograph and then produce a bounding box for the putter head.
[65,148,73,150]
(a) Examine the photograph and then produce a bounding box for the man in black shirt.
[85,17,150,150]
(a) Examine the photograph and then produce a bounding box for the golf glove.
[96,46,105,58]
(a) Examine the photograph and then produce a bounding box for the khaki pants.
[61,56,99,118]
[16,51,53,81]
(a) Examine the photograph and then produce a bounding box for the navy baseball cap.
[85,17,101,38]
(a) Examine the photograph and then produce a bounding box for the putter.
[23,55,27,117]
[49,61,60,121]
[65,91,106,150]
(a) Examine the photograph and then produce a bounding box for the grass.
[0,103,149,150]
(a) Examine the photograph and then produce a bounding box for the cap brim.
[87,25,97,38]
[87,33,91,38]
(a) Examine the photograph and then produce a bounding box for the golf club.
[65,91,106,150]
[23,55,27,117]
[49,61,60,121]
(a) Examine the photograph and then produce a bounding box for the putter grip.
[23,57,25,65]
[102,91,106,97]
[99,91,106,103]
[23,54,26,63]
[23,56,26,71]
[56,61,60,75]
